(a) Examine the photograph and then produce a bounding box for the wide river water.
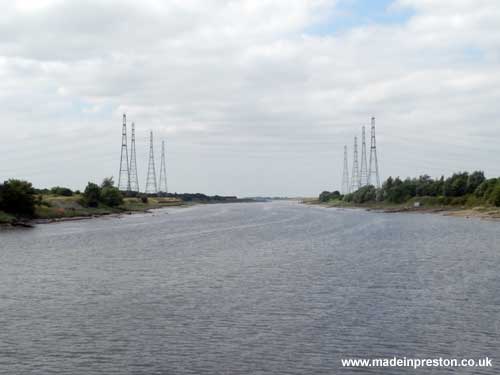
[1,201,499,374]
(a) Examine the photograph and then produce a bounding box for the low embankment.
[304,196,500,221]
[0,195,184,226]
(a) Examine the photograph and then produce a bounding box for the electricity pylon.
[350,136,360,192]
[359,125,368,187]
[158,140,168,194]
[145,131,158,194]
[341,145,350,194]
[368,116,380,188]
[118,114,131,192]
[129,122,140,193]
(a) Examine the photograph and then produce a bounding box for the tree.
[474,178,497,199]
[489,183,500,207]
[100,186,123,207]
[83,182,101,207]
[319,190,342,202]
[0,179,36,216]
[467,171,485,194]
[50,186,73,196]
[352,185,377,203]
[101,177,115,189]
[443,172,468,197]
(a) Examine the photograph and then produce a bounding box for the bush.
[0,179,36,216]
[319,190,341,202]
[141,195,149,203]
[83,182,101,207]
[100,186,123,207]
[443,172,468,197]
[474,178,497,199]
[467,171,485,194]
[488,183,500,207]
[343,193,353,202]
[101,177,115,189]
[351,185,377,204]
[50,186,73,196]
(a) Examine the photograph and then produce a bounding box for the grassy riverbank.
[304,197,500,221]
[0,195,184,226]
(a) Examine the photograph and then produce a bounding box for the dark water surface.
[1,201,499,374]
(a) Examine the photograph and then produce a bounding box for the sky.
[1,0,499,197]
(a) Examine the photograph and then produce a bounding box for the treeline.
[319,171,500,207]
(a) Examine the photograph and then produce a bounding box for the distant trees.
[319,170,500,207]
[50,186,73,196]
[82,177,123,208]
[0,179,36,216]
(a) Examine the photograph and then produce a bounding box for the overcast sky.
[1,0,499,196]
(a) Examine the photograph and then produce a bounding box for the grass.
[309,195,500,220]
[33,195,185,221]
[1,194,186,225]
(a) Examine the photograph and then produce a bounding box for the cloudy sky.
[1,0,499,196]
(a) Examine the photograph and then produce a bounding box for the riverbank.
[303,198,500,221]
[0,195,185,227]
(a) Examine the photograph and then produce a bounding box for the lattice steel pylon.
[158,140,168,194]
[368,116,381,188]
[118,114,131,192]
[145,131,158,194]
[341,145,350,195]
[359,125,368,187]
[129,122,140,193]
[350,136,361,192]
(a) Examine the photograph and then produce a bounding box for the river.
[1,201,499,374]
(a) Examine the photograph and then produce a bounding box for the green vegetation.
[50,186,73,196]
[81,178,123,208]
[0,176,183,225]
[0,179,36,219]
[319,171,500,210]
[319,190,341,202]
[0,210,15,224]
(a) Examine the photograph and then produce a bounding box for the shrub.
[467,171,485,194]
[352,185,377,204]
[83,182,101,207]
[100,186,123,207]
[0,179,36,216]
[50,186,73,196]
[343,193,353,202]
[443,172,468,197]
[474,178,497,199]
[488,183,500,207]
[141,195,149,203]
[319,190,341,202]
